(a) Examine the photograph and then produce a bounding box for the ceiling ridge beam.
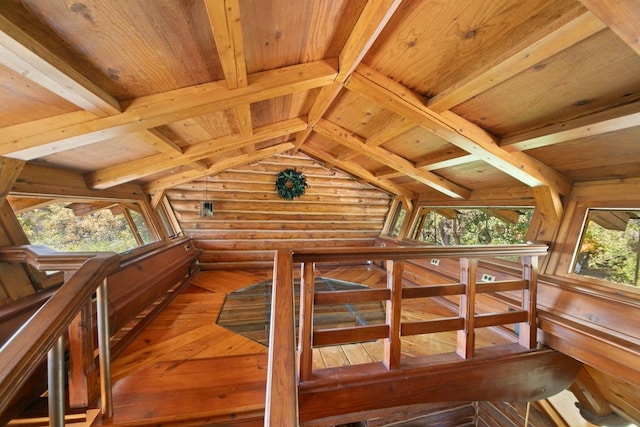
[579,0,640,56]
[0,59,337,160]
[501,100,640,151]
[0,13,121,117]
[143,142,295,193]
[427,8,606,112]
[346,64,573,195]
[84,117,307,189]
[293,0,403,151]
[301,144,413,198]
[315,118,471,199]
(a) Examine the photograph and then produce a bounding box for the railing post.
[383,260,403,369]
[519,255,539,349]
[265,249,298,426]
[96,278,113,419]
[297,261,315,381]
[457,258,477,359]
[47,335,65,427]
[68,301,98,408]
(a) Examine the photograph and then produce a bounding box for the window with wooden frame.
[408,206,534,246]
[12,198,160,253]
[571,209,640,288]
[545,178,640,294]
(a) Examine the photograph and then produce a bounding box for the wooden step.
[8,408,99,427]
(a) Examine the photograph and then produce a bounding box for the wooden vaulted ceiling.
[1,0,640,202]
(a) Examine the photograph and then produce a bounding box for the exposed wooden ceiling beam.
[580,0,640,56]
[0,157,25,206]
[427,8,606,112]
[84,117,306,189]
[135,129,208,173]
[144,142,295,192]
[205,0,253,138]
[501,101,640,151]
[414,148,477,171]
[340,118,415,162]
[0,13,121,117]
[293,0,403,151]
[315,119,471,199]
[347,64,573,195]
[135,129,183,154]
[0,59,337,160]
[301,144,413,198]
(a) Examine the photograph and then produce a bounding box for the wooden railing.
[0,239,199,425]
[265,244,548,426]
[0,245,120,425]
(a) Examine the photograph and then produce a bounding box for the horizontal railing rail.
[0,245,121,425]
[265,243,547,426]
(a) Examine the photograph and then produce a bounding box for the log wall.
[167,153,393,267]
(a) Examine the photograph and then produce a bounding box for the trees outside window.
[573,209,640,287]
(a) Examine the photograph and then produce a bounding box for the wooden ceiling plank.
[294,0,403,152]
[0,157,25,206]
[427,8,606,112]
[135,129,183,154]
[301,144,412,198]
[85,117,306,189]
[501,100,640,151]
[347,65,573,195]
[315,119,471,199]
[144,142,295,192]
[0,13,121,117]
[0,59,337,160]
[580,0,640,55]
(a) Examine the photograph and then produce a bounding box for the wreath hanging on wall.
[275,168,308,200]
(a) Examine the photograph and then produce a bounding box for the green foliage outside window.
[573,210,640,287]
[412,208,533,246]
[388,204,406,238]
[17,202,145,253]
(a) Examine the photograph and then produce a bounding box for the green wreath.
[275,169,308,200]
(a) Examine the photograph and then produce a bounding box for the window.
[388,202,406,238]
[16,200,159,253]
[411,207,533,246]
[572,209,640,287]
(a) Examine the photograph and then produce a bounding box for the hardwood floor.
[92,265,513,426]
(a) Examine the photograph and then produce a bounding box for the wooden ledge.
[298,343,581,422]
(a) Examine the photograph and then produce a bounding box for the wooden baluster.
[297,261,315,381]
[519,255,538,349]
[383,259,403,370]
[457,258,477,359]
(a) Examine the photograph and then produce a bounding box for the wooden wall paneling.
[172,153,393,264]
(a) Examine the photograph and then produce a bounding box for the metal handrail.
[0,246,120,421]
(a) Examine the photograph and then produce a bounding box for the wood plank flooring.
[92,265,513,426]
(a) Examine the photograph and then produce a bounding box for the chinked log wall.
[167,153,393,268]
[375,236,640,389]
